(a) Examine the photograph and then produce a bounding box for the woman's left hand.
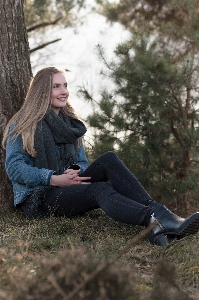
[63,169,91,185]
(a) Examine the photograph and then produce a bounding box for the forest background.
[0,0,199,299]
[27,0,199,213]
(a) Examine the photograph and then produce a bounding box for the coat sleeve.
[5,134,54,187]
[77,145,90,174]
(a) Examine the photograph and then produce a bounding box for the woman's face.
[51,72,69,114]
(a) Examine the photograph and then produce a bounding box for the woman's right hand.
[50,170,91,187]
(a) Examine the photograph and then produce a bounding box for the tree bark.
[0,0,32,211]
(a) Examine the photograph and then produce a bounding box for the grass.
[0,208,199,299]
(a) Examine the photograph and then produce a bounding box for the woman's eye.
[53,85,59,88]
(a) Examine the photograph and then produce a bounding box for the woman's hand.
[50,169,91,187]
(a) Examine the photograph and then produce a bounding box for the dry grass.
[0,209,199,299]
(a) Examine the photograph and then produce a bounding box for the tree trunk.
[0,0,32,211]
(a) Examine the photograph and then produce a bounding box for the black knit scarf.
[34,109,87,175]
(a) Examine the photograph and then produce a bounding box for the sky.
[31,1,130,120]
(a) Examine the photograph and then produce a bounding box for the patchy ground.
[0,209,199,299]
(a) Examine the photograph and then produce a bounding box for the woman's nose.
[61,86,68,93]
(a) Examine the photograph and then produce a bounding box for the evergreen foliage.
[25,0,85,29]
[82,0,199,209]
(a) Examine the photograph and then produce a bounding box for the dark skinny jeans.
[20,152,154,226]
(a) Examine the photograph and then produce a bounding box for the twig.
[30,39,61,53]
[64,223,157,300]
[48,274,68,299]
[27,18,62,32]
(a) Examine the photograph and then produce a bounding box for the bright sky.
[29,0,129,141]
[31,0,130,128]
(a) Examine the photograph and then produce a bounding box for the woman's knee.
[100,151,118,162]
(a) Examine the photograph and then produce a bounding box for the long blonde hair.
[3,66,78,156]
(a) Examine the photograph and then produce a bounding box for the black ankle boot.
[148,202,199,239]
[146,213,169,246]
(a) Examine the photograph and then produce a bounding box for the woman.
[3,66,199,246]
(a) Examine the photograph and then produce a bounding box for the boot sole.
[179,217,199,236]
[166,216,199,239]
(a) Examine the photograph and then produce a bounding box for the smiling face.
[51,72,69,114]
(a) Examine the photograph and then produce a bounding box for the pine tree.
[81,0,199,211]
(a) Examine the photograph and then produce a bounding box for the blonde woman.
[3,66,199,246]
